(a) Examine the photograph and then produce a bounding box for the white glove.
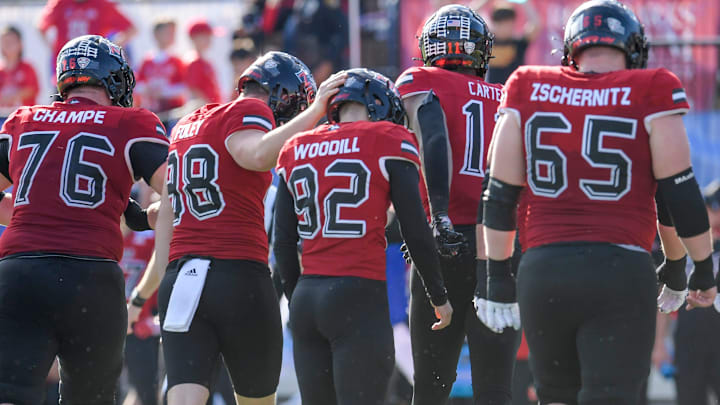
[714,294,720,313]
[657,285,688,313]
[474,296,520,333]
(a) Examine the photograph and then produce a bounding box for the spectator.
[0,26,39,114]
[37,0,136,60]
[135,18,186,126]
[283,0,348,83]
[483,0,540,84]
[185,19,222,105]
[228,37,257,100]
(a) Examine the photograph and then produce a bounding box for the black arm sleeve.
[272,179,302,300]
[655,188,673,227]
[0,138,10,182]
[129,141,169,184]
[123,198,151,231]
[476,167,491,224]
[417,90,450,215]
[387,159,448,306]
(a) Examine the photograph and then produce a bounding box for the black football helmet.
[327,68,406,126]
[562,0,648,69]
[56,35,135,107]
[238,51,317,125]
[419,4,493,76]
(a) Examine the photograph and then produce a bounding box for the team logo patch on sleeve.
[401,140,419,157]
[672,88,687,104]
[396,74,413,87]
[243,115,273,131]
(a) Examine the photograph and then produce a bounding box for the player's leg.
[55,259,127,404]
[573,245,656,405]
[409,260,467,405]
[158,260,221,405]
[674,308,712,405]
[210,260,282,404]
[465,226,521,405]
[517,245,583,405]
[289,277,337,405]
[125,334,160,405]
[322,277,395,405]
[0,258,60,404]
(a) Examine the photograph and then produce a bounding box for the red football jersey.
[136,53,187,112]
[0,61,39,107]
[0,97,168,261]
[276,121,422,280]
[396,66,503,225]
[37,0,133,59]
[121,230,157,326]
[501,66,690,252]
[186,56,222,104]
[168,98,274,263]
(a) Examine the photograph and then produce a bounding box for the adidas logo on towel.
[185,268,198,276]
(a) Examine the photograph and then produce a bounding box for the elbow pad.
[657,168,709,238]
[124,198,151,231]
[482,177,523,231]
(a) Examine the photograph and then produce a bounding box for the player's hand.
[310,71,347,112]
[127,303,142,335]
[656,256,688,313]
[431,213,469,259]
[146,200,161,230]
[400,243,412,264]
[481,260,521,333]
[431,301,453,331]
[687,287,717,310]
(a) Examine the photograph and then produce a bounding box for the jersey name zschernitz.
[286,158,370,239]
[167,143,226,225]
[14,130,115,208]
[525,112,637,201]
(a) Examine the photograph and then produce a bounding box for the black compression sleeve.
[123,198,151,231]
[657,168,709,238]
[417,90,450,215]
[655,188,673,227]
[129,141,169,184]
[387,159,448,306]
[272,179,302,300]
[483,177,523,231]
[477,167,491,224]
[0,138,10,182]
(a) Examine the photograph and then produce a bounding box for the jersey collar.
[63,97,100,106]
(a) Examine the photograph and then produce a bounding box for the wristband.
[689,255,715,291]
[130,290,147,308]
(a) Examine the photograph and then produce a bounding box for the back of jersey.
[0,98,168,261]
[277,121,421,280]
[501,66,690,252]
[168,98,274,263]
[396,66,503,225]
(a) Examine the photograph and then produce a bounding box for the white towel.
[162,258,210,332]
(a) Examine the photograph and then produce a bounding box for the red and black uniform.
[158,97,281,397]
[274,121,447,405]
[0,97,168,404]
[396,66,519,405]
[502,65,690,405]
[121,230,161,405]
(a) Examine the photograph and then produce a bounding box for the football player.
[395,5,519,404]
[127,52,340,405]
[480,1,718,404]
[273,68,452,405]
[0,35,168,404]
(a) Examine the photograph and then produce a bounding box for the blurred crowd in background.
[0,0,719,404]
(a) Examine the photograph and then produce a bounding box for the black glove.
[688,255,715,291]
[657,256,687,291]
[431,213,469,259]
[487,258,516,303]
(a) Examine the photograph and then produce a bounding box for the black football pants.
[518,243,657,405]
[410,225,520,405]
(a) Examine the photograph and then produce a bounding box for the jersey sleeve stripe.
[643,108,690,134]
[401,140,419,157]
[243,115,273,131]
[156,124,167,137]
[672,89,688,104]
[396,74,414,87]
